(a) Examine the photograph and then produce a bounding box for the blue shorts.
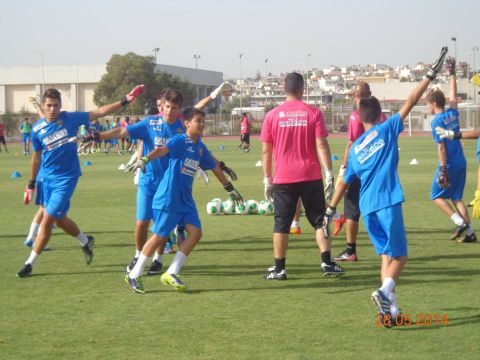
[363,203,407,257]
[476,138,480,162]
[430,166,466,201]
[131,138,138,145]
[35,178,44,206]
[151,209,201,237]
[22,134,31,143]
[111,139,118,145]
[42,177,78,219]
[136,179,160,221]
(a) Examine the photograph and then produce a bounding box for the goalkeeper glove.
[224,182,243,206]
[437,166,449,189]
[210,81,233,100]
[472,191,480,219]
[84,132,100,143]
[425,47,448,81]
[24,179,36,205]
[324,169,334,200]
[196,169,209,184]
[120,85,145,106]
[435,126,461,140]
[219,161,238,181]
[263,176,274,203]
[445,56,456,76]
[323,206,336,239]
[125,156,149,173]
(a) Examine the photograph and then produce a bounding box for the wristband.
[224,182,234,192]
[120,96,129,106]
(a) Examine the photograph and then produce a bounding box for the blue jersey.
[127,115,185,186]
[431,108,466,169]
[32,112,90,179]
[152,134,217,213]
[343,113,405,215]
[477,138,480,162]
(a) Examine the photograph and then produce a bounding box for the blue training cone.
[218,145,225,150]
[331,154,339,161]
[84,161,92,166]
[11,171,22,178]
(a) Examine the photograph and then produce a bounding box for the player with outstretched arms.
[324,47,448,327]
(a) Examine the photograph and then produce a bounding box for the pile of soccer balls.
[206,198,274,215]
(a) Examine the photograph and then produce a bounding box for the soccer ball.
[235,202,250,215]
[222,199,236,215]
[246,200,259,214]
[258,200,274,215]
[206,201,221,215]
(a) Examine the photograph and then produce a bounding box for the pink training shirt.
[0,123,4,137]
[241,117,250,134]
[348,110,387,141]
[261,100,328,184]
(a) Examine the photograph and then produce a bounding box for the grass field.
[1,136,479,360]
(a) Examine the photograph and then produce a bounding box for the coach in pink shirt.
[261,72,345,280]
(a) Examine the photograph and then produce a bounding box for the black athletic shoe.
[457,233,477,243]
[321,262,345,277]
[371,289,392,328]
[147,260,163,276]
[263,266,287,280]
[16,264,32,278]
[81,235,95,265]
[451,224,468,240]
[333,249,358,262]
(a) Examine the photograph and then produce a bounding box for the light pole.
[306,53,311,103]
[474,46,479,104]
[264,58,269,78]
[451,37,457,61]
[33,51,46,95]
[152,47,160,64]
[239,53,244,113]
[193,54,201,69]
[264,58,269,105]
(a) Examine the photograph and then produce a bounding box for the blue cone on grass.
[84,161,92,166]
[11,171,22,178]
[331,154,339,161]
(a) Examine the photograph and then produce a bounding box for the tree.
[0,112,16,136]
[220,96,251,115]
[255,70,262,81]
[94,52,196,115]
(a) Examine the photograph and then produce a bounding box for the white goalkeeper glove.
[263,176,274,203]
[324,169,334,200]
[196,168,209,184]
[210,81,233,100]
[435,126,460,140]
[125,156,149,173]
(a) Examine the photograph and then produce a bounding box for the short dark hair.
[162,89,183,107]
[284,72,304,95]
[183,107,205,121]
[42,88,62,104]
[156,88,169,101]
[426,90,446,108]
[242,112,247,116]
[359,96,382,124]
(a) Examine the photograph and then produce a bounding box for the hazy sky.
[1,0,479,78]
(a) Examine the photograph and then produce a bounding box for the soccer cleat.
[125,274,145,294]
[24,239,34,248]
[289,226,302,235]
[16,264,33,278]
[163,240,174,254]
[263,267,287,280]
[333,249,358,262]
[147,260,163,276]
[125,257,138,275]
[457,233,477,243]
[81,235,95,265]
[175,226,186,247]
[450,223,468,240]
[371,290,392,328]
[321,262,345,277]
[160,272,186,291]
[333,214,346,236]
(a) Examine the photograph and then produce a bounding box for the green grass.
[1,136,479,360]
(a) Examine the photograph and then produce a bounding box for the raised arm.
[194,81,233,110]
[89,85,144,121]
[399,47,448,120]
[445,57,458,109]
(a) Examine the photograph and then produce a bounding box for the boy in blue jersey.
[324,47,448,327]
[16,85,144,278]
[427,56,476,243]
[125,108,243,293]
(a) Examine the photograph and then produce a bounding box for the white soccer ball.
[235,202,250,215]
[222,199,236,215]
[246,200,259,214]
[206,201,222,215]
[258,200,274,215]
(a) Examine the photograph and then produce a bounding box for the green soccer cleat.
[125,274,145,294]
[160,272,186,292]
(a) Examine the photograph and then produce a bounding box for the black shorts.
[344,177,361,221]
[273,180,325,233]
[240,134,250,144]
[0,136,5,145]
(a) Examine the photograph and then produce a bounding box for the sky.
[1,0,479,79]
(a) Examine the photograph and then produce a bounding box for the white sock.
[135,250,141,258]
[26,222,40,242]
[379,277,395,297]
[76,232,89,246]
[167,251,187,275]
[129,253,149,279]
[291,221,300,228]
[389,293,399,317]
[450,213,464,226]
[466,225,474,236]
[26,250,39,266]
[153,252,163,263]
